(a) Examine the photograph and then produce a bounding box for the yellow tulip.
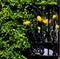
[52,15,57,19]
[42,19,52,26]
[37,26,41,30]
[55,24,59,29]
[42,19,48,25]
[23,21,31,26]
[36,15,43,22]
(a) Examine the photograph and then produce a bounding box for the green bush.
[0,0,57,59]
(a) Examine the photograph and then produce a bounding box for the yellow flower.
[55,24,59,29]
[36,15,42,22]
[37,26,41,30]
[23,21,31,26]
[42,19,48,25]
[52,15,57,19]
[42,19,52,26]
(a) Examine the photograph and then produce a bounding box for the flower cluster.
[23,15,59,30]
[23,13,59,43]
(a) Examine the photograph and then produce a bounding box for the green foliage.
[31,0,57,4]
[0,0,31,59]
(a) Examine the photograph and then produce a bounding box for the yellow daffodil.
[36,15,43,22]
[37,26,41,30]
[52,15,57,19]
[23,21,31,26]
[55,24,59,29]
